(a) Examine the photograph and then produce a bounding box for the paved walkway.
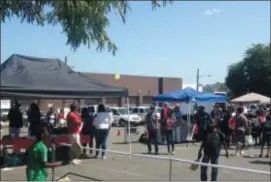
[1,127,270,181]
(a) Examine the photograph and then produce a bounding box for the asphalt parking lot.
[1,127,270,181]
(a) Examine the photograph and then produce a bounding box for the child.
[197,119,229,181]
[26,124,62,181]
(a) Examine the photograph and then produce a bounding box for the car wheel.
[119,119,127,127]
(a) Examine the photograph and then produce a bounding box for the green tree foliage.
[225,43,271,97]
[0,0,172,55]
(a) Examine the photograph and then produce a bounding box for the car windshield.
[117,108,132,115]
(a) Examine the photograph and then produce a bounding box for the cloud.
[203,8,221,16]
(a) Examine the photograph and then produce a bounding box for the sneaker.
[171,151,175,155]
[241,150,245,155]
[265,154,269,158]
[102,156,107,160]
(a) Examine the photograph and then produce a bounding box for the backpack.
[204,131,223,156]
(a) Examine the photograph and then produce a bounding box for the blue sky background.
[1,1,270,85]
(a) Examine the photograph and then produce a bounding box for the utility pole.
[64,56,67,65]
[196,69,199,91]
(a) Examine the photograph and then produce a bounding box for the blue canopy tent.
[153,87,226,103]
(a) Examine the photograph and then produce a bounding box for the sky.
[1,1,270,85]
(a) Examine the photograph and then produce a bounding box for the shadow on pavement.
[112,141,139,145]
[250,160,271,165]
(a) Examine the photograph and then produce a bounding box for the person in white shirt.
[93,104,114,159]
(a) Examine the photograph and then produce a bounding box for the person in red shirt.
[66,104,82,165]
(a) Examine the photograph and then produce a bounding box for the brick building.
[38,73,182,110]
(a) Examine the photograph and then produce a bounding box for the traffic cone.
[117,129,121,136]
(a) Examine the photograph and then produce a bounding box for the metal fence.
[55,142,270,181]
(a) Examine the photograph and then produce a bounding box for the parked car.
[131,106,162,124]
[109,107,142,126]
[0,108,9,122]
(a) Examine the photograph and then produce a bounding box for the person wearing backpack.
[259,113,271,158]
[197,119,229,181]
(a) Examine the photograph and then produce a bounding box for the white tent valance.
[230,92,271,104]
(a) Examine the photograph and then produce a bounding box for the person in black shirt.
[197,119,229,181]
[194,106,212,141]
[27,103,42,137]
[8,102,23,138]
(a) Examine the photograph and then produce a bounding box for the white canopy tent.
[230,92,271,104]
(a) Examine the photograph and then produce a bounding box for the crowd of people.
[4,100,271,181]
[144,102,270,181]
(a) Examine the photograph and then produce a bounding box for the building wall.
[34,73,182,111]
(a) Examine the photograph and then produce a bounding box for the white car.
[110,107,142,126]
[131,106,162,123]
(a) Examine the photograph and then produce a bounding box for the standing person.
[28,103,42,137]
[57,109,65,128]
[26,123,62,181]
[8,101,23,138]
[197,119,229,181]
[81,107,90,156]
[194,106,212,141]
[66,104,82,165]
[160,103,171,144]
[252,110,265,147]
[165,111,176,155]
[233,107,249,156]
[211,104,224,123]
[259,113,271,158]
[220,105,233,148]
[174,105,182,142]
[93,104,113,159]
[145,105,159,155]
[46,107,57,128]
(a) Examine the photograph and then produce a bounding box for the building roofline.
[81,72,182,80]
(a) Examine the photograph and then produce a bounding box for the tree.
[225,43,271,97]
[1,0,172,55]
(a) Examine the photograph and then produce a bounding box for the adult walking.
[93,104,113,159]
[145,105,159,155]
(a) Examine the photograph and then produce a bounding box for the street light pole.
[196,69,199,91]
